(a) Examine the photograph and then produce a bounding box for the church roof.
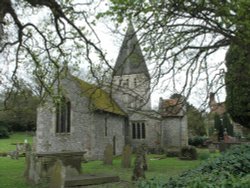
[72,76,126,116]
[159,98,184,117]
[113,23,150,78]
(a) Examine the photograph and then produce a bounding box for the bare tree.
[0,0,111,99]
[100,0,250,109]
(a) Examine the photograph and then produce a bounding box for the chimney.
[209,92,216,110]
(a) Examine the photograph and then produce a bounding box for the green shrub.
[138,145,250,188]
[188,136,208,147]
[137,178,165,188]
[198,152,210,160]
[165,147,180,157]
[180,146,197,160]
[0,152,7,157]
[0,121,10,139]
[167,144,250,187]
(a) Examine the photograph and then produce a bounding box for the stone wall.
[36,78,93,155]
[112,74,151,111]
[127,112,161,150]
[92,112,126,160]
[36,77,126,160]
[161,116,188,149]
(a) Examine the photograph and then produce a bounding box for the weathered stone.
[208,144,216,153]
[8,150,19,159]
[103,144,113,165]
[132,144,148,181]
[121,145,132,168]
[49,160,65,188]
[211,129,219,142]
[65,174,120,187]
[24,144,31,182]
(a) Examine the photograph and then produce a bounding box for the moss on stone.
[72,76,126,116]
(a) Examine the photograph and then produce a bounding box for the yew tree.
[225,44,250,128]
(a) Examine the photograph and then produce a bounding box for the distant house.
[208,92,245,136]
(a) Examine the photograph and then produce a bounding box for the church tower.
[112,23,151,111]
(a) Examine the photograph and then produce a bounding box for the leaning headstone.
[121,145,132,168]
[132,144,148,181]
[49,160,66,188]
[103,144,113,165]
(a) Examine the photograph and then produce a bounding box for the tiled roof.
[159,98,184,117]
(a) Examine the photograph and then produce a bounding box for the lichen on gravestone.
[121,145,132,168]
[49,160,65,188]
[132,143,148,181]
[103,144,113,165]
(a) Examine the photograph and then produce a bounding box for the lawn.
[0,133,216,188]
[82,155,201,182]
[0,132,34,188]
[0,132,33,153]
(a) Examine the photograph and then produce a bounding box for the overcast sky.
[0,1,227,110]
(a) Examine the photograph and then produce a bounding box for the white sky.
[0,1,227,110]
[91,19,227,110]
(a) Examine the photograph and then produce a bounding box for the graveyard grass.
[0,133,213,188]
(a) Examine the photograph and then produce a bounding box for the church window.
[132,123,136,139]
[56,97,71,133]
[104,117,108,136]
[141,122,145,139]
[137,123,141,138]
[119,79,122,86]
[134,78,137,87]
[132,122,146,139]
[123,79,129,88]
[134,96,138,108]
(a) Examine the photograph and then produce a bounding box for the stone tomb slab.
[65,174,120,187]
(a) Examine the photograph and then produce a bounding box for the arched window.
[123,79,129,88]
[56,96,71,133]
[104,117,108,136]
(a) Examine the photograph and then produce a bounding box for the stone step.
[65,174,120,187]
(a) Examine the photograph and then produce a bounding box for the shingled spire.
[113,23,150,78]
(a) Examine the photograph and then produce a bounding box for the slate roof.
[72,76,126,116]
[113,23,150,78]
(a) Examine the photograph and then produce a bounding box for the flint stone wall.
[36,77,126,160]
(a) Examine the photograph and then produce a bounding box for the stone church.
[35,23,188,161]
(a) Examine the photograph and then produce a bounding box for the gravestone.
[8,150,19,159]
[49,160,65,188]
[121,145,132,168]
[208,144,216,153]
[211,129,218,142]
[132,144,148,181]
[23,143,31,182]
[103,144,113,165]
